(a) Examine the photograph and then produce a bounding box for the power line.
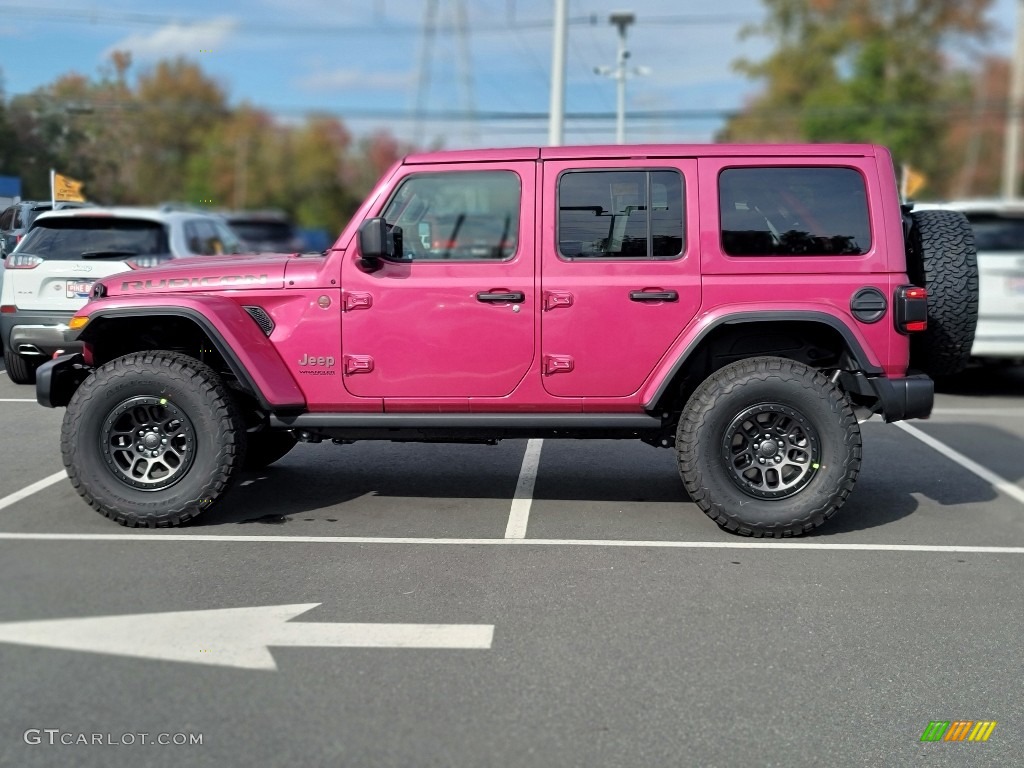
[16,92,1014,123]
[0,4,750,38]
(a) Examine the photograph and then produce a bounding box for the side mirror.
[357,217,403,271]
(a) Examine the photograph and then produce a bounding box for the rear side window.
[558,170,684,259]
[964,214,1024,251]
[16,218,170,260]
[719,167,871,256]
[0,208,12,229]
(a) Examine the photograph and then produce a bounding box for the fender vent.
[243,306,275,336]
[850,287,887,324]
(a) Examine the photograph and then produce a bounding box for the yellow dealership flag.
[901,164,927,200]
[51,170,86,203]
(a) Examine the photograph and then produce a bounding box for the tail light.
[895,285,928,333]
[15,234,23,244]
[5,253,42,269]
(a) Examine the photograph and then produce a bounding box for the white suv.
[1,207,242,383]
[914,200,1024,364]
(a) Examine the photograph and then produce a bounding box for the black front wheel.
[677,357,862,537]
[62,351,246,527]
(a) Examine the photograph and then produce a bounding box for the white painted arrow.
[0,604,494,670]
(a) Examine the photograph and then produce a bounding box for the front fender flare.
[76,298,306,411]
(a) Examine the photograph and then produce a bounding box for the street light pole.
[595,12,646,145]
[610,12,634,145]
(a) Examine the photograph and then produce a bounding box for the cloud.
[103,17,236,62]
[298,69,412,92]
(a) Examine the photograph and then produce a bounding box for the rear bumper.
[0,309,80,357]
[35,352,90,408]
[840,371,934,423]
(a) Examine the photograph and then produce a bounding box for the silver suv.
[1,207,242,383]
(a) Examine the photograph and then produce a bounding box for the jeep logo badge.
[299,354,335,367]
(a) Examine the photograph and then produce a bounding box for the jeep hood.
[100,253,292,297]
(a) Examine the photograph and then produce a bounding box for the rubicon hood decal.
[106,255,290,295]
[120,274,271,291]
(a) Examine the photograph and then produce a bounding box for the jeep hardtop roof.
[403,143,888,165]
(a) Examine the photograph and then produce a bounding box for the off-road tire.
[61,351,246,527]
[4,346,38,385]
[677,356,862,537]
[906,210,979,377]
[244,431,298,469]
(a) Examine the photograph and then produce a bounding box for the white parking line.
[930,408,1024,417]
[0,471,68,512]
[504,438,543,539]
[0,532,1022,553]
[896,422,1024,506]
[0,399,36,403]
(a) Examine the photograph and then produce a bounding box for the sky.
[0,0,1019,149]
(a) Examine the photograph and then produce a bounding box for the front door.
[341,163,535,401]
[540,160,701,397]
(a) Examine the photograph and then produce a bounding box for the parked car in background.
[1,206,243,383]
[0,200,95,259]
[914,199,1024,364]
[221,209,306,253]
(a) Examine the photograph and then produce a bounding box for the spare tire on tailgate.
[905,209,979,377]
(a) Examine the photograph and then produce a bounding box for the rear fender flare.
[642,309,881,410]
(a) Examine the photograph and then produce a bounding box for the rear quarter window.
[719,167,871,257]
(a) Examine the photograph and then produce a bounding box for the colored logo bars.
[920,721,997,742]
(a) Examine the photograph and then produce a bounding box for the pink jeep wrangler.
[36,144,978,536]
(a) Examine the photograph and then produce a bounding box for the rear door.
[539,160,700,397]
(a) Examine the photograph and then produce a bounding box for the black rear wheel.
[4,346,39,385]
[62,351,245,527]
[677,357,862,537]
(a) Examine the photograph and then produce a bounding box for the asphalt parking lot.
[0,364,1022,767]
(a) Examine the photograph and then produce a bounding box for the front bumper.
[840,371,934,423]
[36,352,90,408]
[0,309,80,358]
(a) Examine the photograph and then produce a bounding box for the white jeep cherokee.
[1,207,242,383]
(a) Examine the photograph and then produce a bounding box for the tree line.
[0,53,408,234]
[0,0,1014,215]
[720,0,1008,198]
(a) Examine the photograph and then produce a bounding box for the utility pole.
[1003,0,1024,198]
[595,12,647,144]
[548,0,568,146]
[414,0,477,148]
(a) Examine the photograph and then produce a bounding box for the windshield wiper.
[79,250,139,259]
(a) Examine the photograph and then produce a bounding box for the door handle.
[629,290,678,302]
[477,291,525,303]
